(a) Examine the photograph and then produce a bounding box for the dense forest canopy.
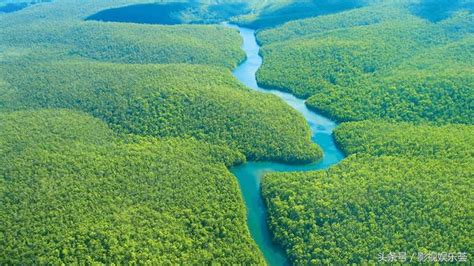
[0,0,324,263]
[255,0,473,264]
[335,121,474,159]
[0,110,264,264]
[1,0,473,264]
[0,22,246,68]
[411,0,474,22]
[256,1,474,123]
[0,1,51,13]
[263,155,473,264]
[87,2,251,25]
[263,122,474,264]
[0,61,321,162]
[231,0,363,28]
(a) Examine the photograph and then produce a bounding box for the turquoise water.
[226,24,345,265]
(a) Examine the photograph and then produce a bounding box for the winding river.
[225,24,346,265]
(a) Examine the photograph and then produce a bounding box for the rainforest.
[0,0,472,265]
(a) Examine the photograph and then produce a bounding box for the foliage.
[0,0,327,264]
[262,120,474,264]
[305,60,474,124]
[0,0,257,22]
[231,0,362,29]
[0,20,245,68]
[256,3,413,44]
[1,60,321,163]
[256,3,474,124]
[335,120,474,159]
[0,0,250,69]
[262,155,473,264]
[86,2,251,25]
[262,90,474,265]
[3,0,472,265]
[410,0,474,22]
[0,109,264,264]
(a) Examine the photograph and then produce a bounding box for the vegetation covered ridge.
[0,1,327,263]
[262,121,474,264]
[2,0,472,265]
[0,21,245,69]
[255,1,474,124]
[0,60,321,163]
[254,1,474,264]
[263,155,473,264]
[335,120,474,159]
[0,109,264,264]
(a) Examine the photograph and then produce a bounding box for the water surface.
[226,24,345,266]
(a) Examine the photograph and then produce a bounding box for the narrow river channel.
[225,24,346,266]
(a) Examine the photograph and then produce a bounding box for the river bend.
[226,24,345,266]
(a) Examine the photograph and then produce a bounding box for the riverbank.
[226,24,345,266]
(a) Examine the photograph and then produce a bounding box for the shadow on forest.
[0,1,52,14]
[0,3,28,13]
[86,2,250,25]
[410,0,474,22]
[245,0,362,28]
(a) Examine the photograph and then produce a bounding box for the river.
[225,24,346,265]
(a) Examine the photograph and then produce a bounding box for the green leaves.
[335,121,474,159]
[0,110,264,264]
[256,2,474,124]
[263,154,473,264]
[262,120,474,264]
[1,61,321,163]
[258,8,474,256]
